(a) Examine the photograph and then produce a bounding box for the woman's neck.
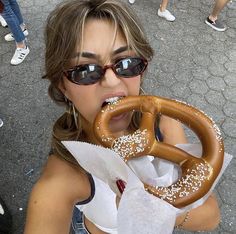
[81,118,100,145]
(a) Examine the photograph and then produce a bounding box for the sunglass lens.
[71,65,103,85]
[116,58,146,77]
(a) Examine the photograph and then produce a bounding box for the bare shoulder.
[34,154,91,204]
[159,115,182,131]
[24,155,91,234]
[159,115,187,145]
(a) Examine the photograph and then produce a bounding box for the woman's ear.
[58,76,73,101]
[58,79,69,99]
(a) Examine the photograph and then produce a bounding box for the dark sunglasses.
[63,57,148,85]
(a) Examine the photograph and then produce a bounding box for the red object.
[116,179,126,194]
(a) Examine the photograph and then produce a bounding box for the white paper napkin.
[62,141,233,233]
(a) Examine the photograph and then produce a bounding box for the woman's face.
[62,19,141,135]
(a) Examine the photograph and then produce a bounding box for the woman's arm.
[24,155,90,234]
[175,194,220,231]
[24,178,74,234]
[159,116,220,230]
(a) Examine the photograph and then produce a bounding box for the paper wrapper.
[117,170,178,234]
[62,141,232,233]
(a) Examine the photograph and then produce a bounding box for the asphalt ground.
[0,0,236,233]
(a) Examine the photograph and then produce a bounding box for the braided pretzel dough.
[93,95,224,208]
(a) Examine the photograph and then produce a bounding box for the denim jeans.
[70,207,90,234]
[1,0,25,42]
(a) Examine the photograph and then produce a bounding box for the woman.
[1,0,29,65]
[24,0,220,233]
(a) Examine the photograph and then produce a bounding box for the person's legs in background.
[157,0,175,22]
[128,0,175,21]
[1,0,29,65]
[205,0,229,31]
[4,0,28,40]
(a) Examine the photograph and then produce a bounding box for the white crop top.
[76,175,118,234]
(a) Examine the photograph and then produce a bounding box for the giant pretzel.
[93,95,224,208]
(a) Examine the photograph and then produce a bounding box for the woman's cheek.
[124,76,141,95]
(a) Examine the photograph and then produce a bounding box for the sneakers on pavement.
[128,0,135,4]
[4,28,29,42]
[0,15,7,27]
[0,196,12,234]
[158,8,175,22]
[11,46,30,65]
[205,17,226,32]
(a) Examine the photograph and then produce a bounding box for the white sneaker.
[11,46,30,65]
[4,29,29,42]
[128,0,135,4]
[158,9,175,22]
[0,15,7,27]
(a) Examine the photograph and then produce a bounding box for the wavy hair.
[43,0,154,164]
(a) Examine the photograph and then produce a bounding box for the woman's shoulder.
[33,154,91,204]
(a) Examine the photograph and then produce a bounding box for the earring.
[72,103,79,129]
[140,87,146,94]
[65,96,72,114]
[65,96,79,129]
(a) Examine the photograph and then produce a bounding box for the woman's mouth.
[101,96,124,108]
[101,96,128,121]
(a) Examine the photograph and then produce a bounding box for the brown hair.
[43,0,154,164]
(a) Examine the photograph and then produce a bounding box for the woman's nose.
[101,68,121,87]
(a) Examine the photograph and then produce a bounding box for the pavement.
[0,0,235,233]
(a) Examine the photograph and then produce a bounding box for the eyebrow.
[81,52,97,59]
[72,46,129,59]
[71,52,97,59]
[112,46,129,55]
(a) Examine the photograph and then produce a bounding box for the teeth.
[105,96,122,104]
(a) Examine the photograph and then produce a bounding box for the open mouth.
[101,96,124,108]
